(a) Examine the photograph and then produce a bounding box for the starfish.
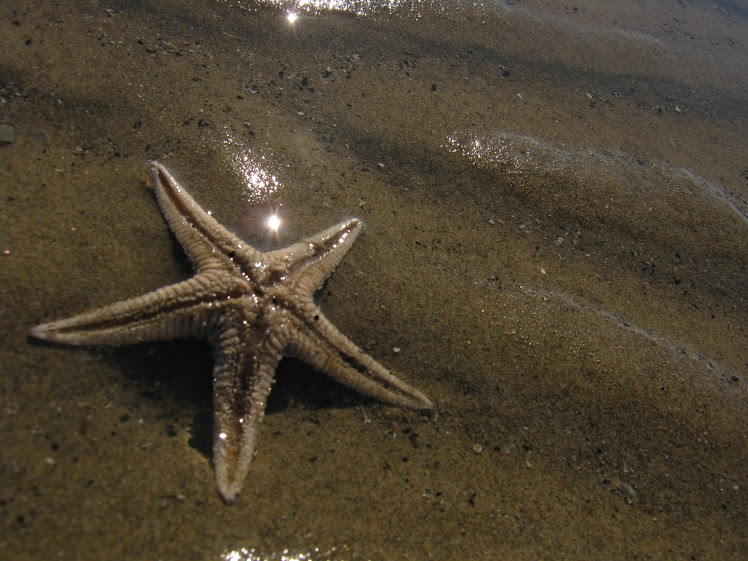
[30,161,433,503]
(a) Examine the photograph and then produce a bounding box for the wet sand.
[1,0,746,559]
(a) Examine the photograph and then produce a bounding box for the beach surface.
[1,1,746,559]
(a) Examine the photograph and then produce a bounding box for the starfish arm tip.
[29,322,57,342]
[217,483,240,505]
[149,159,164,175]
[403,389,434,411]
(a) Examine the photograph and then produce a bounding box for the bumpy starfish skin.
[30,161,433,503]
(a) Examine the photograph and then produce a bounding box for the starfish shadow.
[188,357,375,460]
[101,343,374,461]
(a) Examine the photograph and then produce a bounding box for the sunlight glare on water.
[221,130,283,204]
[222,547,340,561]
[225,0,477,17]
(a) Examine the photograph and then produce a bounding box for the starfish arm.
[288,304,433,411]
[29,274,233,346]
[211,312,282,503]
[150,161,260,272]
[264,219,362,291]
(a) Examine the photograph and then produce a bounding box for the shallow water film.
[1,0,746,559]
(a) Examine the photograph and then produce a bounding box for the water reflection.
[445,130,747,223]
[222,131,283,204]
[223,547,339,561]
[227,0,460,17]
[220,130,290,244]
[445,131,566,175]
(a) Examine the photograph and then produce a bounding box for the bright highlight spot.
[265,214,282,232]
[287,12,298,24]
[218,432,227,440]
